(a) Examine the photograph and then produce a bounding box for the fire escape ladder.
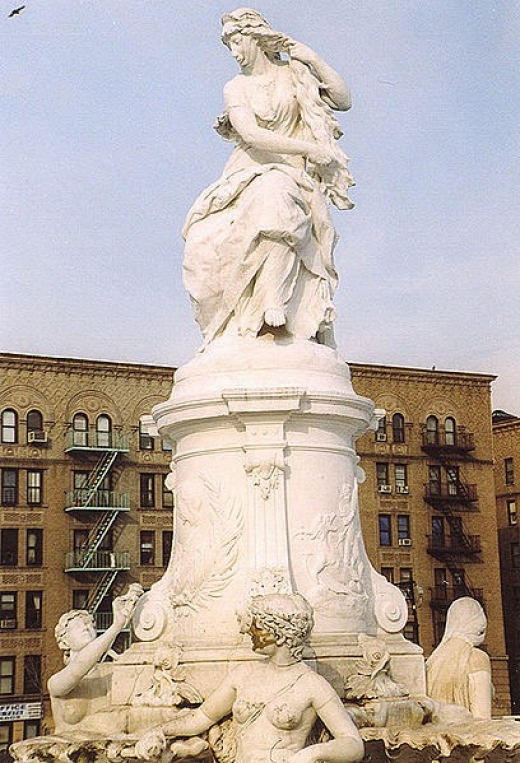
[86,571,120,613]
[80,451,119,507]
[81,511,120,568]
[441,461,472,502]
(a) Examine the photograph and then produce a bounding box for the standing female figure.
[183,8,354,348]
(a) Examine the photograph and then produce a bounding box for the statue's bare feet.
[264,308,286,327]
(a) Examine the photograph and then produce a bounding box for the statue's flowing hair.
[243,593,314,659]
[220,8,354,209]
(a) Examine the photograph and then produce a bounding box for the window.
[428,465,441,496]
[432,610,447,646]
[73,413,89,447]
[512,543,520,569]
[162,476,174,509]
[426,415,438,445]
[140,474,156,508]
[378,514,392,546]
[431,516,445,547]
[434,568,448,596]
[446,466,459,496]
[445,416,456,446]
[506,458,515,486]
[1,409,18,443]
[25,591,42,629]
[162,531,173,567]
[452,568,466,596]
[380,567,394,583]
[0,529,18,566]
[27,470,43,505]
[392,413,405,444]
[96,414,111,448]
[0,592,17,629]
[508,499,518,526]
[394,464,408,492]
[23,654,42,695]
[400,568,413,585]
[1,469,18,506]
[139,420,154,451]
[24,721,40,739]
[0,657,15,695]
[73,590,89,610]
[26,529,43,566]
[140,531,155,565]
[26,410,43,442]
[161,438,173,451]
[375,416,387,440]
[376,463,389,489]
[397,515,410,541]
[0,723,12,751]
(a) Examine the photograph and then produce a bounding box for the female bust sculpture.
[183,8,354,348]
[426,597,493,719]
[136,592,364,763]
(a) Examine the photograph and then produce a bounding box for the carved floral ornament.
[244,450,285,500]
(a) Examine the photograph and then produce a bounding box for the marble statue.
[182,7,354,348]
[426,597,493,719]
[48,584,144,735]
[136,593,365,763]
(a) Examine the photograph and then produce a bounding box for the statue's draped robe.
[182,60,340,345]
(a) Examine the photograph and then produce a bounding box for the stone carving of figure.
[47,584,144,735]
[136,592,364,763]
[183,8,354,348]
[426,597,493,719]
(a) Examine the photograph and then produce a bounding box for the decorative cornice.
[0,352,175,381]
[349,362,496,386]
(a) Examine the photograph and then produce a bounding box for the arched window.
[375,415,387,441]
[26,410,43,443]
[426,415,438,446]
[73,413,89,447]
[445,416,456,447]
[96,415,112,448]
[1,409,18,444]
[392,413,405,444]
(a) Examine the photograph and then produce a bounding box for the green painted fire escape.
[64,429,130,625]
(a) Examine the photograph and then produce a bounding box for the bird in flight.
[9,5,26,16]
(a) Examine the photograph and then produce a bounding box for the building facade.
[350,363,510,715]
[493,411,520,712]
[0,354,511,749]
[0,354,174,749]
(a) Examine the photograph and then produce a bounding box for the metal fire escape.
[64,429,130,626]
[421,425,485,609]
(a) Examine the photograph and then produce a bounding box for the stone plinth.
[132,335,423,696]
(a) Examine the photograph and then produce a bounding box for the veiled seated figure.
[426,597,493,719]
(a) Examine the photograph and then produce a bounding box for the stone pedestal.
[132,334,424,696]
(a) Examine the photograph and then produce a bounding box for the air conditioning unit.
[376,432,387,442]
[378,485,392,493]
[398,538,412,547]
[0,619,16,629]
[396,486,409,494]
[28,431,48,444]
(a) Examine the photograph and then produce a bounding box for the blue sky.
[1,1,519,412]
